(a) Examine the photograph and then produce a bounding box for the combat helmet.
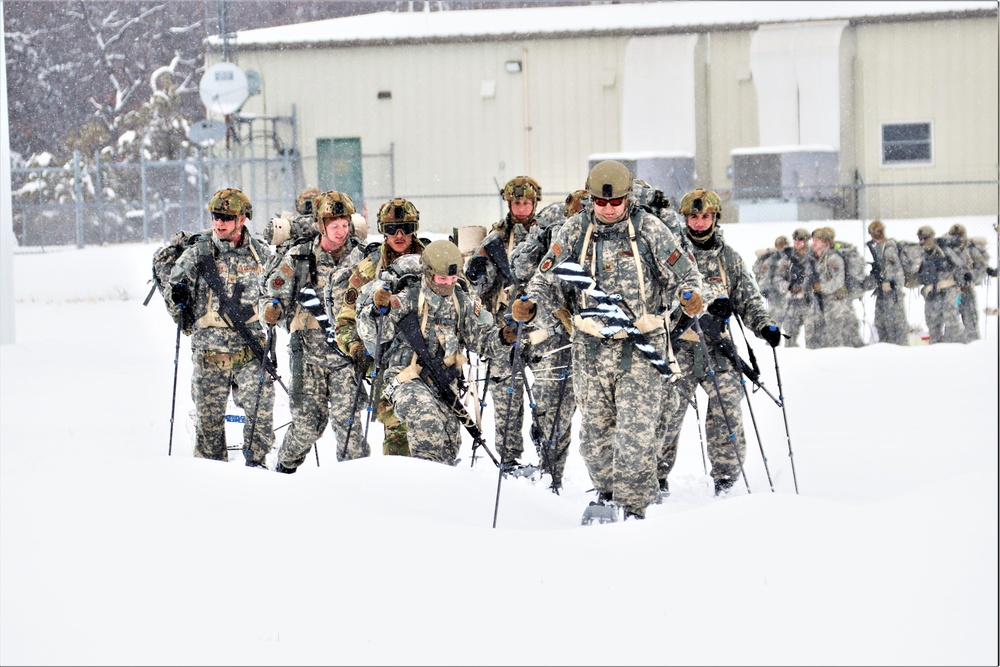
[422,239,464,297]
[792,228,810,242]
[376,198,420,235]
[948,223,967,239]
[295,187,322,216]
[917,225,936,245]
[679,189,722,219]
[501,176,541,202]
[564,189,589,217]
[586,160,633,200]
[208,187,252,220]
[775,235,789,250]
[868,220,886,238]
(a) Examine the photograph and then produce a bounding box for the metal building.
[210,1,999,232]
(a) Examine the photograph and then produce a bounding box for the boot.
[714,477,735,496]
[275,462,296,474]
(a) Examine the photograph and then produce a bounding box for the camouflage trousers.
[781,295,810,347]
[924,286,964,343]
[527,337,576,488]
[571,332,665,518]
[958,286,980,342]
[658,341,746,486]
[805,297,862,348]
[873,289,909,345]
[191,348,274,464]
[489,347,526,462]
[277,350,370,470]
[388,374,462,465]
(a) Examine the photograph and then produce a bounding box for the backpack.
[896,240,924,288]
[831,240,866,300]
[144,229,211,332]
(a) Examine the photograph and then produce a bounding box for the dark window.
[882,123,932,164]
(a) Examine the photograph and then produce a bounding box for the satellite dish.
[199,62,249,115]
[187,118,228,148]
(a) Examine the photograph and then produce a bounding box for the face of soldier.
[685,211,714,233]
[426,272,458,297]
[794,238,808,254]
[509,198,535,224]
[385,228,413,253]
[213,212,245,242]
[870,230,884,242]
[811,237,828,255]
[593,197,627,224]
[320,216,351,252]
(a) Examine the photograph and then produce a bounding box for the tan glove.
[500,323,518,345]
[881,281,892,293]
[812,282,822,293]
[553,307,574,334]
[680,291,702,317]
[373,287,392,313]
[263,301,282,325]
[511,298,536,323]
[349,341,370,374]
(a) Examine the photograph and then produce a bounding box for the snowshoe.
[501,460,538,479]
[581,500,619,526]
[655,478,669,504]
[714,477,735,496]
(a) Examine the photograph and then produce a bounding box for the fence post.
[94,150,105,244]
[73,150,84,248]
[141,152,150,243]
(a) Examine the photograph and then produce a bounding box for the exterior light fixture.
[505,60,522,73]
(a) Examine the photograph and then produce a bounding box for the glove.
[511,298,536,323]
[790,285,801,294]
[760,324,782,348]
[987,267,998,278]
[707,297,732,320]
[680,291,702,317]
[812,282,822,293]
[372,287,392,313]
[349,342,370,374]
[963,272,973,283]
[170,282,191,307]
[263,301,282,325]
[500,323,518,345]
[881,281,892,293]
[466,255,488,282]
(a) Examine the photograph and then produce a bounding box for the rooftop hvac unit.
[731,147,839,202]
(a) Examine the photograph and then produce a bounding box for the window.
[881,123,932,164]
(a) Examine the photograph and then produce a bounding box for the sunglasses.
[383,222,416,236]
[212,213,237,222]
[592,196,625,207]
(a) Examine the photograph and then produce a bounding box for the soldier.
[946,223,986,341]
[262,191,368,473]
[165,188,275,467]
[515,160,704,521]
[659,189,780,497]
[358,241,509,465]
[753,235,790,324]
[773,228,813,347]
[916,225,965,343]
[335,198,426,456]
[804,227,862,348]
[465,176,542,471]
[864,220,908,345]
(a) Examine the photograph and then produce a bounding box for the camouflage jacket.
[334,238,425,355]
[167,229,272,353]
[812,247,847,300]
[527,205,703,338]
[466,215,534,319]
[774,249,816,303]
[263,235,365,368]
[864,238,905,291]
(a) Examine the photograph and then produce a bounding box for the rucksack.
[144,229,211,331]
[896,240,924,288]
[831,240,866,300]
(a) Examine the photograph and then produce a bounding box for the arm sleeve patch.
[539,257,554,273]
[345,288,358,305]
[271,277,285,289]
[667,249,681,265]
[280,264,294,278]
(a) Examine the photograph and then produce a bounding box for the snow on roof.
[216,1,997,48]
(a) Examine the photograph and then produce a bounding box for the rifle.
[394,310,499,467]
[194,250,288,394]
[866,240,898,299]
[671,311,782,407]
[480,233,516,286]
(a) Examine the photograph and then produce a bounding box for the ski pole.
[493,310,527,529]
[471,356,493,468]
[771,346,799,494]
[363,287,389,450]
[342,367,369,462]
[727,320,774,491]
[167,315,183,456]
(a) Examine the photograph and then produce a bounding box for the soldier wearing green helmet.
[916,226,966,343]
[356,240,509,465]
[946,222,988,341]
[165,187,276,467]
[516,160,704,521]
[864,220,909,346]
[773,227,815,346]
[334,197,427,457]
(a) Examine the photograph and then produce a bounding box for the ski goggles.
[212,212,237,222]
[382,222,417,236]
[592,196,625,207]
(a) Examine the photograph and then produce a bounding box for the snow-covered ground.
[1,216,997,666]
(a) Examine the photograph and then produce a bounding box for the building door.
[317,137,364,211]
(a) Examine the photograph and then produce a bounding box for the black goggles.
[382,222,416,236]
[212,212,237,222]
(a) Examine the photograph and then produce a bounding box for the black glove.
[707,297,732,320]
[963,272,973,283]
[171,282,191,307]
[466,255,488,282]
[987,267,998,278]
[760,325,782,348]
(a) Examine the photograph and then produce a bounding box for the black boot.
[275,462,297,474]
[714,477,735,496]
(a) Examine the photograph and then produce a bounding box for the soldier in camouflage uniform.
[659,189,780,496]
[516,160,704,520]
[804,227,862,348]
[358,241,509,465]
[916,225,965,344]
[262,191,368,473]
[773,228,813,347]
[753,236,790,325]
[946,223,986,341]
[335,198,426,456]
[464,176,542,469]
[166,188,275,467]
[863,220,908,346]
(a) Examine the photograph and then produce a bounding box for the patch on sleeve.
[271,277,285,289]
[551,242,562,257]
[390,295,402,310]
[539,257,554,273]
[349,273,363,288]
[474,302,481,317]
[280,264,294,278]
[667,249,681,265]
[345,288,358,305]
